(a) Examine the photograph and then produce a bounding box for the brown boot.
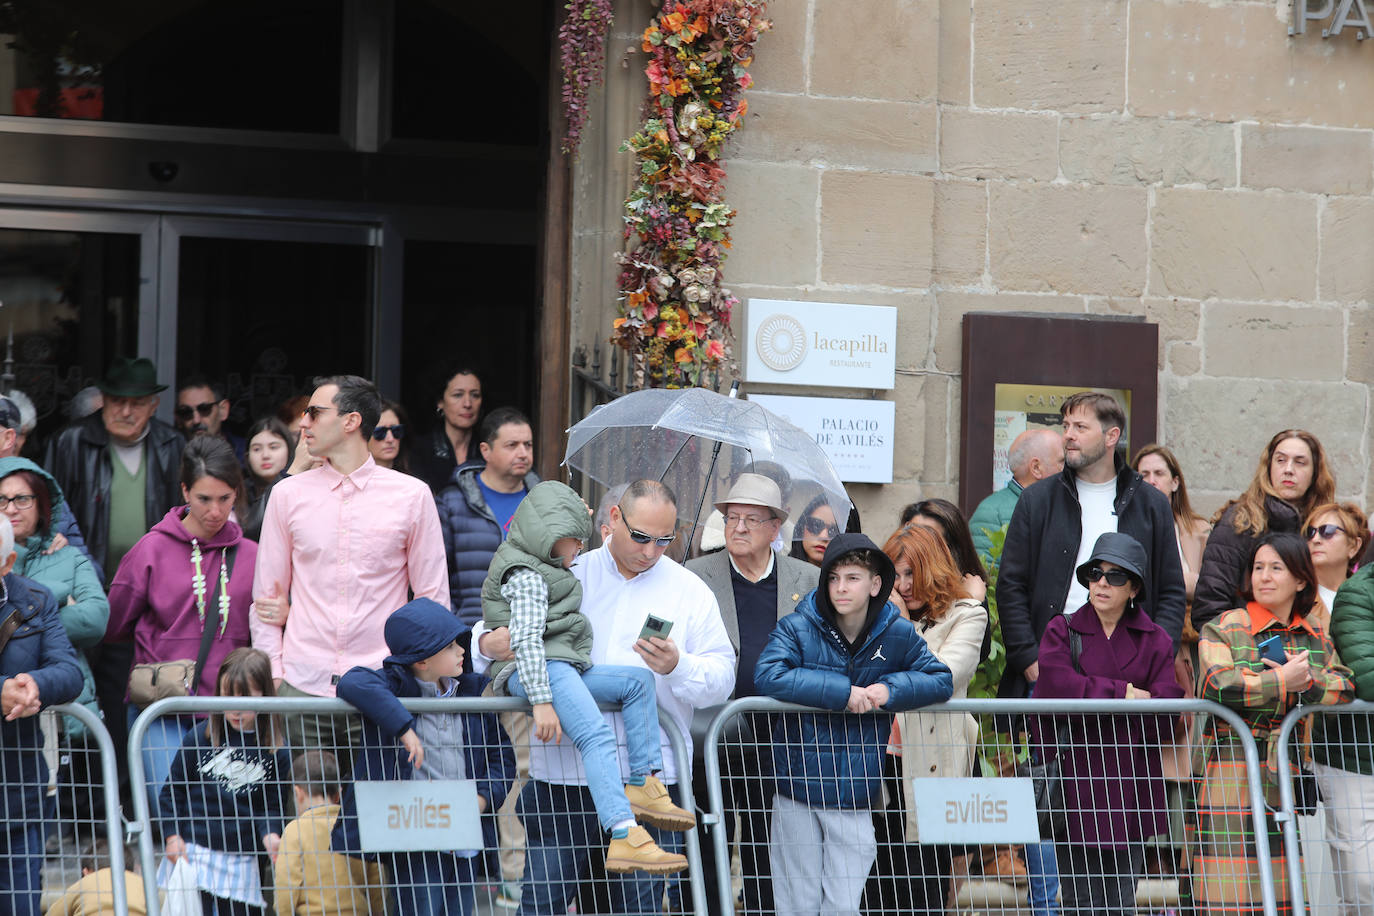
[980,845,1029,886]
[624,775,697,831]
[604,825,689,874]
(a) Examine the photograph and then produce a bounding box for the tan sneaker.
[624,775,697,831]
[604,825,689,874]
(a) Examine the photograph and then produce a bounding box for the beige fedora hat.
[713,472,786,521]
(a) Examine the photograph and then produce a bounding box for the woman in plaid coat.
[1195,531,1353,915]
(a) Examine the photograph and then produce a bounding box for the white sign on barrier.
[912,777,1042,844]
[355,780,484,852]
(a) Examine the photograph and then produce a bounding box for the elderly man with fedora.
[44,356,183,798]
[44,357,183,581]
[686,472,818,914]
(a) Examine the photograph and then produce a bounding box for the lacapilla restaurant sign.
[1291,0,1373,38]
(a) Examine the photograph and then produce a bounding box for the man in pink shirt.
[251,374,449,760]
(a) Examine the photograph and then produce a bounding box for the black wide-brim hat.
[1075,531,1148,603]
[96,356,168,398]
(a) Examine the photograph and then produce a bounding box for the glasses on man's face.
[174,402,217,421]
[802,516,840,538]
[301,405,338,422]
[725,513,773,531]
[616,503,676,547]
[1307,524,1347,541]
[371,425,405,441]
[1086,566,1132,587]
[0,494,36,511]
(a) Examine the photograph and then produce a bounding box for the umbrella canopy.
[563,387,852,556]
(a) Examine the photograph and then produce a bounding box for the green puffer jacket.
[0,457,107,738]
[1314,563,1374,775]
[481,480,594,695]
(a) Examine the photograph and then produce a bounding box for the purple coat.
[107,509,257,699]
[1033,603,1182,848]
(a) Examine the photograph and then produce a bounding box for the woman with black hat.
[1032,532,1183,915]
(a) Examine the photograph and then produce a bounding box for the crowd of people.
[2,359,1373,916]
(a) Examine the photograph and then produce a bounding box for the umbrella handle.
[682,381,739,555]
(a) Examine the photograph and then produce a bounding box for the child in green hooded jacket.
[481,480,694,874]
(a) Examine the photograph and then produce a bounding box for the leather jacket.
[43,413,184,578]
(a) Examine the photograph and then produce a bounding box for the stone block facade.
[571,0,1374,527]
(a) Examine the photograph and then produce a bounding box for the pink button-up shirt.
[250,456,450,696]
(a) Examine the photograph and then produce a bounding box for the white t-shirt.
[1065,477,1119,613]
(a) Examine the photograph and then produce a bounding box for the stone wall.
[570,0,1374,530]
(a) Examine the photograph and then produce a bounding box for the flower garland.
[612,0,769,389]
[558,0,615,155]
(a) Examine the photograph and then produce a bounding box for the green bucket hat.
[96,357,168,398]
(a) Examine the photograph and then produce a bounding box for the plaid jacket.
[1198,601,1353,802]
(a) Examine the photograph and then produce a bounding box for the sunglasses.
[371,424,405,441]
[174,401,218,420]
[616,503,676,547]
[1086,566,1133,587]
[802,516,840,538]
[1307,524,1348,541]
[300,405,339,421]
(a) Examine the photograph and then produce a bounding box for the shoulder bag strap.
[0,606,23,658]
[191,546,237,695]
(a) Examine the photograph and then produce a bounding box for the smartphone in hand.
[638,614,674,643]
[1257,633,1287,666]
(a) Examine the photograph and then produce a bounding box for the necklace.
[190,539,231,637]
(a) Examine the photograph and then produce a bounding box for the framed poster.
[958,313,1158,514]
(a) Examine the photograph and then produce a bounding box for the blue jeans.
[506,662,661,832]
[1024,839,1060,916]
[0,796,48,916]
[386,850,477,915]
[517,779,678,915]
[127,706,194,819]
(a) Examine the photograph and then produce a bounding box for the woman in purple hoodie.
[107,436,258,813]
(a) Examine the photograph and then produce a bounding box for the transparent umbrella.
[563,384,852,556]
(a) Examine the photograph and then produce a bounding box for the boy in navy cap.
[331,598,515,916]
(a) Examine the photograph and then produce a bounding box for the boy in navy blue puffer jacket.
[755,533,953,916]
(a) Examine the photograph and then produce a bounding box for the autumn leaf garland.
[611,0,769,389]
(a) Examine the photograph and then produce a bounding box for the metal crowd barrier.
[1276,700,1374,916]
[127,695,702,916]
[703,697,1280,916]
[1,703,130,916]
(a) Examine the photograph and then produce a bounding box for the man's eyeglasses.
[301,405,339,421]
[371,425,405,441]
[174,402,218,421]
[802,516,840,538]
[1085,566,1132,587]
[1307,524,1348,541]
[617,503,676,547]
[0,494,36,511]
[725,513,774,531]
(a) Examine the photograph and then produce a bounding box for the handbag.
[1018,630,1082,838]
[127,546,236,706]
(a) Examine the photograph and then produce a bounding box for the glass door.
[160,216,381,431]
[0,209,158,455]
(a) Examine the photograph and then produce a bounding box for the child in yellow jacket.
[273,751,386,916]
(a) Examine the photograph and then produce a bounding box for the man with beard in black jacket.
[996,391,1185,703]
